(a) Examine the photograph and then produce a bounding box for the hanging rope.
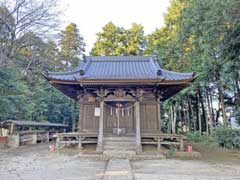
[103,102,136,111]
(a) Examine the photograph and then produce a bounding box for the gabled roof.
[46,56,195,82]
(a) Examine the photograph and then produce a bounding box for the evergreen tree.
[91,22,146,56]
[59,23,85,67]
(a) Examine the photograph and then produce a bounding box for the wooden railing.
[56,132,98,149]
[141,133,185,151]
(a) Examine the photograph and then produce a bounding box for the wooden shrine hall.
[45,56,196,153]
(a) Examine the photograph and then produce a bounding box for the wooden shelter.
[0,120,68,147]
[46,56,196,152]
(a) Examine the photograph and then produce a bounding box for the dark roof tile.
[47,56,194,81]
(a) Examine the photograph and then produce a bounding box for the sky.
[60,0,171,54]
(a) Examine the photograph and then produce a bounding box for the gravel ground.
[0,144,240,180]
[132,159,240,180]
[0,144,106,180]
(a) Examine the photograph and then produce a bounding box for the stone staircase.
[103,136,136,157]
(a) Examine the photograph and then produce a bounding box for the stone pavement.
[103,159,133,180]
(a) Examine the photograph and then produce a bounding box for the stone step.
[103,144,136,149]
[103,150,136,156]
[104,146,136,151]
[104,136,135,141]
[104,141,136,146]
[103,159,133,180]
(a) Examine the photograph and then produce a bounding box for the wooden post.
[78,97,83,132]
[78,136,82,150]
[180,138,184,151]
[157,97,162,133]
[72,101,76,132]
[96,100,104,153]
[46,132,50,142]
[10,123,14,134]
[135,101,142,153]
[56,133,60,150]
[157,138,161,151]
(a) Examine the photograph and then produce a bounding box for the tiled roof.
[47,56,194,81]
[1,120,68,127]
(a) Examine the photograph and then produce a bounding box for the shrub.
[186,131,215,145]
[215,127,240,150]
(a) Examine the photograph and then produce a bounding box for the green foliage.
[186,132,216,145]
[0,66,74,124]
[166,146,175,159]
[91,22,146,56]
[215,127,240,150]
[59,23,85,67]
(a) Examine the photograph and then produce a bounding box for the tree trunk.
[186,102,191,133]
[206,87,213,134]
[218,85,226,125]
[198,94,202,135]
[199,89,207,134]
[170,104,177,134]
[209,90,215,126]
[188,96,196,132]
[235,78,240,106]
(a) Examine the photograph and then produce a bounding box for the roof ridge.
[85,55,157,61]
[47,68,79,76]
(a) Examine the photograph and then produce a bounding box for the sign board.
[94,107,100,117]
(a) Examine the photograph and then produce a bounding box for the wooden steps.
[103,136,136,156]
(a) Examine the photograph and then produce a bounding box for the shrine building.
[45,56,196,153]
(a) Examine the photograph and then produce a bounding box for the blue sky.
[61,0,170,54]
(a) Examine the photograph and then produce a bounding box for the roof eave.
[48,76,196,86]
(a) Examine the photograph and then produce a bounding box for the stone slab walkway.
[103,159,133,180]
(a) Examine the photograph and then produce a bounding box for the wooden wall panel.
[140,103,159,132]
[81,103,99,132]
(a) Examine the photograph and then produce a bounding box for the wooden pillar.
[135,101,142,153]
[96,100,104,153]
[157,97,162,133]
[78,97,83,132]
[71,101,77,132]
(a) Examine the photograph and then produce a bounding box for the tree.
[125,23,146,55]
[59,23,85,67]
[91,22,146,56]
[0,0,60,66]
[91,22,125,56]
